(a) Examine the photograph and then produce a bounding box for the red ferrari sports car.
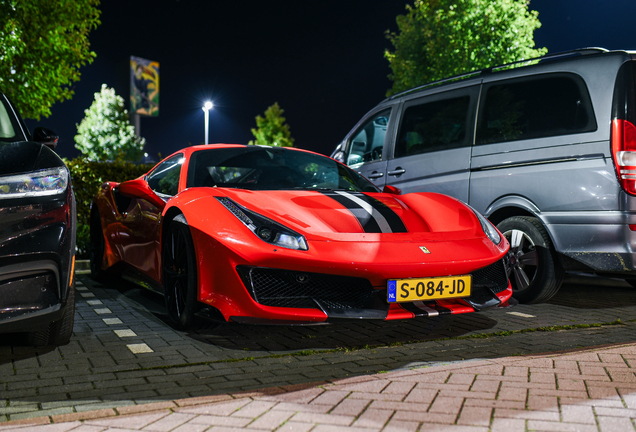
[90,144,512,328]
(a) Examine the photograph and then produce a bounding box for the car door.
[384,85,479,202]
[120,153,184,278]
[339,106,396,190]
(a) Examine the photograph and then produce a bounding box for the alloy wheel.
[163,225,190,321]
[502,228,539,294]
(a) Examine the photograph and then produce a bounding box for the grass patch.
[112,319,625,373]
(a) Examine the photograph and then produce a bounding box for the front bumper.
[0,259,68,332]
[0,190,76,332]
[231,260,512,324]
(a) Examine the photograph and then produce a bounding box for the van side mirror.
[33,127,59,150]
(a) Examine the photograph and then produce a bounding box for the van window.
[476,74,597,145]
[345,109,391,167]
[395,96,470,158]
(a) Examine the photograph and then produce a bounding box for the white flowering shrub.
[75,84,145,161]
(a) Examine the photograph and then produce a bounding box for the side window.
[344,109,391,167]
[0,97,20,142]
[476,74,597,145]
[395,96,470,158]
[146,154,184,197]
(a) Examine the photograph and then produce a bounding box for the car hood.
[210,188,482,240]
[0,141,64,175]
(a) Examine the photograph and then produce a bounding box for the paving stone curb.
[2,342,636,431]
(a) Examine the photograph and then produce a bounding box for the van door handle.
[368,171,384,179]
[387,167,406,176]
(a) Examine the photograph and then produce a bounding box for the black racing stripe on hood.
[321,190,382,233]
[351,191,408,233]
[320,190,407,233]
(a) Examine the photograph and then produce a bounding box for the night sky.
[25,0,636,162]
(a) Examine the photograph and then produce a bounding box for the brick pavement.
[3,342,636,431]
[2,269,636,427]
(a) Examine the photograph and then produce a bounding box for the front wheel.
[497,216,563,304]
[162,215,199,329]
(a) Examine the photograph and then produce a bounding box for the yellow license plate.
[387,275,471,303]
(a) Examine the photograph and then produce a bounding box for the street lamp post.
[202,101,213,144]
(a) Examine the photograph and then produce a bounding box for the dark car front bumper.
[0,189,76,333]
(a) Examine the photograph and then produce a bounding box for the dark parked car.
[0,92,76,346]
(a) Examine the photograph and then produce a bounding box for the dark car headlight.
[468,205,501,245]
[0,167,69,199]
[216,197,309,251]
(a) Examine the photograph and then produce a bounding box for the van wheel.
[497,216,563,304]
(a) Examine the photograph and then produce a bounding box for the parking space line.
[76,278,155,354]
[114,329,137,337]
[507,311,537,318]
[127,343,153,353]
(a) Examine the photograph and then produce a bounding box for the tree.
[249,102,294,147]
[0,0,101,119]
[75,84,145,161]
[385,0,547,95]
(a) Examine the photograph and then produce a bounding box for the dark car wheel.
[162,215,199,329]
[27,280,76,347]
[89,209,107,281]
[497,216,564,304]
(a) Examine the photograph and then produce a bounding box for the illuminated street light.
[202,101,214,144]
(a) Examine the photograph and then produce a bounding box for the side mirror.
[33,127,59,150]
[118,177,166,209]
[382,185,402,195]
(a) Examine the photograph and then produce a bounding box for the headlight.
[0,167,69,199]
[468,206,501,245]
[216,197,309,251]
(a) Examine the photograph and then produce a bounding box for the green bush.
[66,157,153,258]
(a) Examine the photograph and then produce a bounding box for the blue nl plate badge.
[388,280,397,302]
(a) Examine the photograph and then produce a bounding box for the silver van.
[332,48,636,304]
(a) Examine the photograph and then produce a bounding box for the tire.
[89,209,108,281]
[497,216,564,304]
[162,215,199,329]
[27,280,76,347]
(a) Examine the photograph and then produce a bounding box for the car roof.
[168,144,324,160]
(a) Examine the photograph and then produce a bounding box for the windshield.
[187,146,379,192]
